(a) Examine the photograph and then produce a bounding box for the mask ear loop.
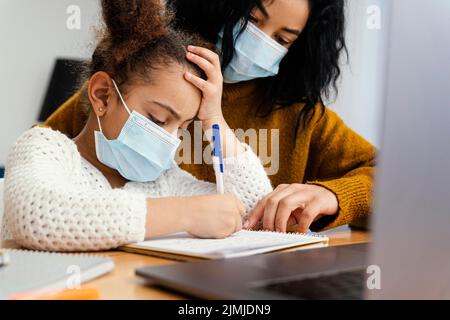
[96,79,132,133]
[96,115,103,133]
[111,79,132,115]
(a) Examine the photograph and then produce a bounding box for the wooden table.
[1,226,369,300]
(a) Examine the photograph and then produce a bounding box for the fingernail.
[185,72,192,78]
[188,45,195,50]
[244,221,249,229]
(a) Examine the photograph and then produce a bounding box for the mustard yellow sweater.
[44,80,376,231]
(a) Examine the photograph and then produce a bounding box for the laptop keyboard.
[259,269,366,300]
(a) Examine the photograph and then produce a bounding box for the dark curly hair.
[84,0,214,94]
[169,0,348,126]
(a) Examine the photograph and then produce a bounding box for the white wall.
[0,0,389,167]
[330,0,391,146]
[0,0,100,166]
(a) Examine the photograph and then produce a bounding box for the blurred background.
[0,0,390,176]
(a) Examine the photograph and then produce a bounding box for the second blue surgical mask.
[94,80,181,183]
[217,21,289,83]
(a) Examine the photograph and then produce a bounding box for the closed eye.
[148,114,166,126]
[275,35,291,46]
[249,15,260,24]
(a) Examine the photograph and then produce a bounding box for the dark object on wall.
[0,167,4,178]
[38,58,86,122]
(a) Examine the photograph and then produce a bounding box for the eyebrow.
[254,5,302,36]
[152,101,198,122]
[258,3,270,18]
[282,27,302,36]
[152,101,181,120]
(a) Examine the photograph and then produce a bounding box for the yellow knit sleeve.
[43,89,88,138]
[305,107,377,231]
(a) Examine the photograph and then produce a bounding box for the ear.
[87,71,113,117]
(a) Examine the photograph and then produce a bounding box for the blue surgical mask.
[217,21,289,83]
[94,80,181,183]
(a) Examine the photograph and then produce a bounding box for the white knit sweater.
[1,127,273,252]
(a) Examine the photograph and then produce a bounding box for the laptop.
[136,0,450,299]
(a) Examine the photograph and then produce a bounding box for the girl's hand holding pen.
[147,193,245,239]
[186,193,245,239]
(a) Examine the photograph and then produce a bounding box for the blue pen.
[212,124,225,194]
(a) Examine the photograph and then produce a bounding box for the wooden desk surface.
[1,226,369,300]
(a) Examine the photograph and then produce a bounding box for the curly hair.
[85,0,215,92]
[170,0,348,126]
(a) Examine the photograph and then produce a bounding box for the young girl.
[1,0,273,252]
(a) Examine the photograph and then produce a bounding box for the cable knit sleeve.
[164,143,273,217]
[3,128,147,252]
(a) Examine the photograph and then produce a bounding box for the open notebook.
[120,230,329,260]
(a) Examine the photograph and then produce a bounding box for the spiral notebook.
[120,230,329,260]
[0,249,114,299]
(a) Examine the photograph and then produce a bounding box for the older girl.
[46,0,375,233]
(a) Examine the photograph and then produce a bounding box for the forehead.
[130,65,202,119]
[260,0,310,30]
